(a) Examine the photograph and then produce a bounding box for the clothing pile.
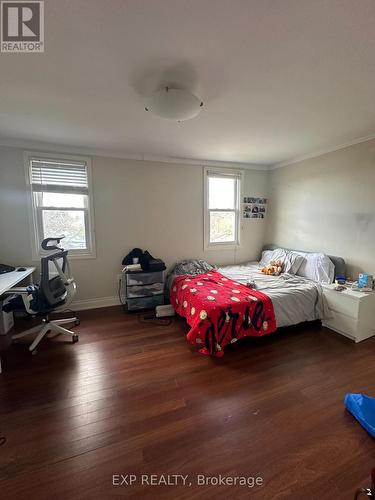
[122,248,166,272]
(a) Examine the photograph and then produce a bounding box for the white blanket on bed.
[217,262,328,328]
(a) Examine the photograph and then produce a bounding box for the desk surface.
[0,267,36,296]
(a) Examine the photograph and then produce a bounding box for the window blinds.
[206,169,242,179]
[30,159,88,194]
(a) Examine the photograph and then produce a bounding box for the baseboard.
[70,296,120,311]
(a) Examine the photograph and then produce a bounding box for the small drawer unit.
[322,284,375,342]
[125,270,165,311]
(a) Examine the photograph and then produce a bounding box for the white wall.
[0,145,269,304]
[266,139,375,278]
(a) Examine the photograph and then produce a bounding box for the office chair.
[3,237,79,354]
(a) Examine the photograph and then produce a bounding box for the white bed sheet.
[217,262,328,328]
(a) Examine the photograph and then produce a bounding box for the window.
[26,153,95,259]
[204,168,242,249]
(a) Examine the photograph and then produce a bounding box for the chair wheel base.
[31,349,38,356]
[72,335,79,343]
[74,319,80,326]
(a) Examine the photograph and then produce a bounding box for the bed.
[167,247,345,357]
[217,264,325,329]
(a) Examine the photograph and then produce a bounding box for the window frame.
[203,167,242,250]
[24,151,96,261]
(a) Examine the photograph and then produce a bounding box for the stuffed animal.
[261,260,283,276]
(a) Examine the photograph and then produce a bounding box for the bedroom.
[0,0,375,498]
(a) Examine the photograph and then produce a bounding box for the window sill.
[204,243,242,251]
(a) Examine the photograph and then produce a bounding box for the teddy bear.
[261,260,283,276]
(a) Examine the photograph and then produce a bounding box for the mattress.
[217,262,328,328]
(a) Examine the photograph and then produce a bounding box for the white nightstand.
[322,284,375,343]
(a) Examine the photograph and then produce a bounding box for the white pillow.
[283,251,305,275]
[296,252,334,284]
[268,248,288,263]
[259,250,274,267]
[268,248,305,274]
[259,248,304,275]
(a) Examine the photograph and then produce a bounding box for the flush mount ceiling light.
[145,87,203,121]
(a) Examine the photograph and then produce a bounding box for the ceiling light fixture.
[145,87,203,121]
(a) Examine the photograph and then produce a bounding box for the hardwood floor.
[0,307,374,499]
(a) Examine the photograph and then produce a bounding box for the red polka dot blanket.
[170,271,277,357]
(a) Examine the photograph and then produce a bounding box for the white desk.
[0,267,35,373]
[0,267,36,296]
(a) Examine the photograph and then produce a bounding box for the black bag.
[122,248,144,266]
[122,248,166,272]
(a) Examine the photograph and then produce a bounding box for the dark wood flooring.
[0,307,374,499]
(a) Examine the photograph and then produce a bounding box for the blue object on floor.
[344,393,375,438]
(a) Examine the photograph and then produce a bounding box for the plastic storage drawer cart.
[125,270,165,311]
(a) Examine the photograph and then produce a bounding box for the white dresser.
[322,284,375,342]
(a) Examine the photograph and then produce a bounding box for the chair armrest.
[3,287,29,295]
[2,288,35,314]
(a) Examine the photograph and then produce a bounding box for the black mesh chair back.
[40,250,69,310]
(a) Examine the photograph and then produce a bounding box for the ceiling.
[1,0,375,166]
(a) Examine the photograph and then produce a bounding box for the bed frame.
[262,244,346,277]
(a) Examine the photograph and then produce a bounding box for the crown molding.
[270,132,375,170]
[3,131,375,172]
[0,136,269,171]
